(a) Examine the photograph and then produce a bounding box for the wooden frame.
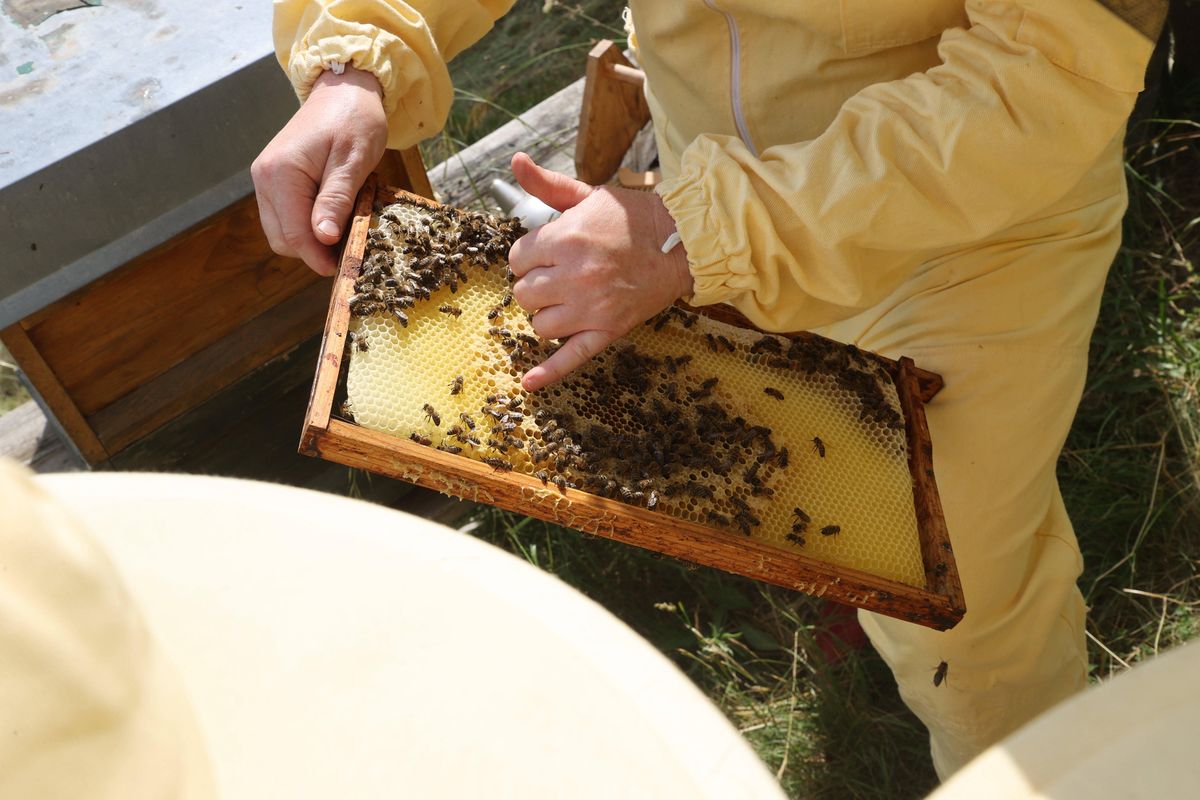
[300,179,967,630]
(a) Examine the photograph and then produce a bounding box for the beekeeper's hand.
[252,66,387,276]
[507,152,695,392]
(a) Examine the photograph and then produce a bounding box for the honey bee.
[348,331,370,352]
[487,308,501,320]
[508,396,524,410]
[392,308,409,327]
[448,375,464,395]
[750,336,783,355]
[482,456,513,472]
[502,292,514,307]
[459,412,476,430]
[647,490,660,510]
[446,424,463,437]
[423,403,441,426]
[820,525,841,537]
[409,432,432,446]
[764,387,784,400]
[551,474,569,492]
[812,437,826,458]
[438,303,463,317]
[785,533,807,546]
[717,335,734,352]
[706,510,730,527]
[792,507,812,525]
[437,443,464,454]
[705,334,718,352]
[534,470,549,484]
[933,661,949,688]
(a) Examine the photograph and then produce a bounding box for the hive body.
[345,198,925,587]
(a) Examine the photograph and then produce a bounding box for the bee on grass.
[764,387,784,400]
[812,436,826,458]
[448,375,464,396]
[438,303,463,317]
[409,432,432,446]
[820,525,841,538]
[422,403,441,426]
[933,661,949,688]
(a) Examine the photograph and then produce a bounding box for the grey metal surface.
[0,1,300,328]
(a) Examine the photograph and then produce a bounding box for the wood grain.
[303,418,963,630]
[376,147,434,199]
[0,322,109,464]
[89,279,330,453]
[21,194,320,416]
[897,358,965,616]
[575,40,652,186]
[302,175,377,437]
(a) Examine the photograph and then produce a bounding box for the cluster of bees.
[348,202,525,324]
[343,197,920,552]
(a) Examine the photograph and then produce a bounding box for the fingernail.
[317,219,339,238]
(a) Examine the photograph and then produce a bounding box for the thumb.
[312,156,372,245]
[511,151,593,213]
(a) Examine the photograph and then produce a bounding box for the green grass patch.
[0,343,30,416]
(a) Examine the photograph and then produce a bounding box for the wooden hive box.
[2,150,431,466]
[300,176,967,631]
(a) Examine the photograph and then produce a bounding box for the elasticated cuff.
[288,30,405,116]
[655,138,755,308]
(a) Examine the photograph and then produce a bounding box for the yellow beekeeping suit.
[273,0,1161,778]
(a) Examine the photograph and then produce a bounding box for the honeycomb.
[343,196,926,587]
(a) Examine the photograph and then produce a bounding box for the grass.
[0,343,30,415]
[427,7,1200,798]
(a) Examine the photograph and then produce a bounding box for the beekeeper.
[255,0,1165,779]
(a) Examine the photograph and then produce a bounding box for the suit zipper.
[702,0,758,156]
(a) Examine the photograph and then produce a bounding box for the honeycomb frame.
[301,175,966,631]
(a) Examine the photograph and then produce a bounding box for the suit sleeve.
[656,0,1156,331]
[273,0,516,150]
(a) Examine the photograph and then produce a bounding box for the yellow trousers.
[819,147,1127,777]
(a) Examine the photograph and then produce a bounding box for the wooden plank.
[0,400,84,472]
[89,279,330,454]
[0,322,109,464]
[575,40,652,186]
[303,418,961,629]
[301,174,376,438]
[898,358,965,615]
[427,77,585,210]
[21,194,320,416]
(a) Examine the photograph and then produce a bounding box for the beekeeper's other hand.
[252,66,387,276]
[507,152,695,393]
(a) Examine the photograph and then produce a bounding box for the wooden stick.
[300,175,376,440]
[897,357,965,616]
[607,63,645,86]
